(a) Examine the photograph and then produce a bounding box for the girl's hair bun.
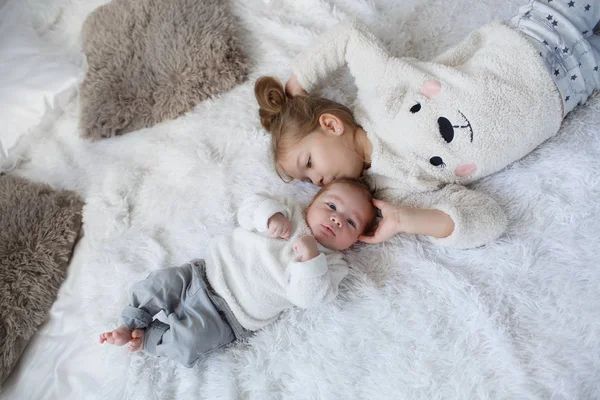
[254,76,288,131]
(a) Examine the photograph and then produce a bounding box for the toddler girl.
[257,0,600,249]
[99,179,375,367]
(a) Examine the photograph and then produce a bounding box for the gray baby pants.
[509,0,600,115]
[121,259,237,367]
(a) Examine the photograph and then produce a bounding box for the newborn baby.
[99,178,376,366]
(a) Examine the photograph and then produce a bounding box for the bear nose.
[437,117,454,143]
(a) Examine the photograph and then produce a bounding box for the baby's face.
[306,183,374,250]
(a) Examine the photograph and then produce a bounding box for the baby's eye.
[306,157,312,168]
[327,203,336,211]
[347,219,356,228]
[410,103,421,113]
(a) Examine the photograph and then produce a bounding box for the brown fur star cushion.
[0,174,83,387]
[79,0,250,140]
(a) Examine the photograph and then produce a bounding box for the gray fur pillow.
[0,175,83,387]
[79,0,250,140]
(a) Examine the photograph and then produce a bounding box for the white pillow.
[0,0,82,162]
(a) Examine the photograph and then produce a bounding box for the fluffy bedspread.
[4,0,600,399]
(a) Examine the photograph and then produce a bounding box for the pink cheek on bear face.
[455,163,477,177]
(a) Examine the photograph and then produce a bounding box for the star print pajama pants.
[509,0,600,116]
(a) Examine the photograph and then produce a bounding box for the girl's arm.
[290,20,389,94]
[360,200,455,243]
[361,185,508,249]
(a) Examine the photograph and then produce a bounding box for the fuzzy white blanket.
[4,0,600,399]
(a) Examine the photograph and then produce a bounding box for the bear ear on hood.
[382,77,443,115]
[384,83,410,115]
[420,80,441,99]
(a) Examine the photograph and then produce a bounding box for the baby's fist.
[267,213,292,240]
[293,235,319,262]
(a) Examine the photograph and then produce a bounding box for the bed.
[2,0,600,399]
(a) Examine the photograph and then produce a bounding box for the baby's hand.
[267,213,292,240]
[293,235,319,262]
[285,74,308,97]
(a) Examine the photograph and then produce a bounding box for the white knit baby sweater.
[291,21,563,249]
[205,194,348,331]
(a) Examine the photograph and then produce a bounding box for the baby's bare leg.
[99,325,134,346]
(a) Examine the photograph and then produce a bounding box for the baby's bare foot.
[128,329,145,352]
[99,325,133,346]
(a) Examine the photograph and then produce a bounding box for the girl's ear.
[318,113,345,136]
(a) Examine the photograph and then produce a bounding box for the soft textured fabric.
[79,0,250,140]
[206,195,349,331]
[4,1,600,399]
[510,0,600,115]
[291,18,575,248]
[121,260,235,367]
[0,0,81,162]
[0,174,83,387]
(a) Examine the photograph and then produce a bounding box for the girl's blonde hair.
[254,76,360,181]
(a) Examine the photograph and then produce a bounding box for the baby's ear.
[375,207,383,218]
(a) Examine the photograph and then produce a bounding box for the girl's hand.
[285,74,308,97]
[268,213,292,240]
[293,235,319,262]
[359,199,455,244]
[359,199,406,244]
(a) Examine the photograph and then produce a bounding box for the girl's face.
[279,130,364,186]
